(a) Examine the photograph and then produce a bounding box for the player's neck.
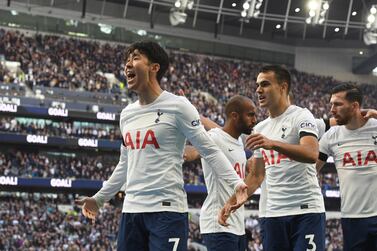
[222,124,240,139]
[269,100,290,118]
[345,112,367,130]
[138,81,163,105]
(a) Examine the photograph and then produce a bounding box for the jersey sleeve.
[250,125,263,159]
[93,116,129,207]
[295,109,319,138]
[318,130,332,161]
[93,144,128,207]
[176,99,245,191]
[315,118,326,140]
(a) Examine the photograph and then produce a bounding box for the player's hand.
[218,202,232,226]
[361,109,377,120]
[245,133,275,150]
[235,182,248,208]
[183,145,200,162]
[75,197,99,222]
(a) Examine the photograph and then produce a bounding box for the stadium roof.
[1,0,375,47]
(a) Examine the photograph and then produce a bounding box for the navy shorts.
[341,216,377,251]
[117,212,188,251]
[202,232,246,251]
[259,217,266,245]
[263,213,325,251]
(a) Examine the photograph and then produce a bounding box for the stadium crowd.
[1,29,372,250]
[0,149,341,192]
[0,117,120,140]
[0,149,208,187]
[1,29,377,123]
[0,194,343,251]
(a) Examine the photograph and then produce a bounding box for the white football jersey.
[253,105,325,217]
[200,128,246,235]
[258,117,328,218]
[319,118,377,218]
[94,91,244,213]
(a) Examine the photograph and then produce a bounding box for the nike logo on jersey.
[155,110,163,123]
[228,149,234,152]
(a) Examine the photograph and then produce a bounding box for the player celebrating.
[76,41,248,251]
[184,95,257,251]
[220,65,326,251]
[316,84,377,251]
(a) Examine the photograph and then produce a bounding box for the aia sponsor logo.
[234,162,245,179]
[124,129,160,149]
[262,150,291,165]
[342,150,377,167]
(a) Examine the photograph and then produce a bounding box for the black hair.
[260,65,291,93]
[330,83,363,106]
[126,40,169,83]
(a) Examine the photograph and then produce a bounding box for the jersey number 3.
[305,234,316,251]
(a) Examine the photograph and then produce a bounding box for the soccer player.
[184,95,257,251]
[75,41,248,251]
[219,65,326,251]
[316,83,377,251]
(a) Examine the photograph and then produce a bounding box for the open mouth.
[258,95,266,103]
[126,72,136,82]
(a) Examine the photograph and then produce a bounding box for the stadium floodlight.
[371,6,377,15]
[98,23,113,34]
[243,1,250,10]
[364,5,377,45]
[240,0,264,20]
[307,0,319,10]
[306,0,329,25]
[169,0,194,26]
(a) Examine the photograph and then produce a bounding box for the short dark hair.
[126,40,169,83]
[260,65,291,93]
[225,95,254,118]
[330,83,363,106]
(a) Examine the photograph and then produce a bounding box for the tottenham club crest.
[373,135,377,145]
[281,126,287,139]
[155,110,163,123]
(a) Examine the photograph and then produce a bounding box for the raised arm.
[176,98,248,203]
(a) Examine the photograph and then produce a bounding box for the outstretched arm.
[200,115,221,130]
[76,144,128,221]
[219,157,265,226]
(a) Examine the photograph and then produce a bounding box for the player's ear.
[351,101,360,111]
[281,81,288,95]
[150,63,160,73]
[231,111,239,121]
